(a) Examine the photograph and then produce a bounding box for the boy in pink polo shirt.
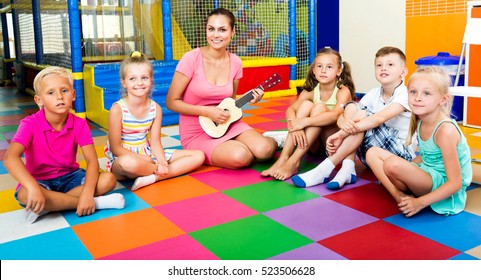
[4,66,125,223]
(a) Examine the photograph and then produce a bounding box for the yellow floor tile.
[0,189,22,213]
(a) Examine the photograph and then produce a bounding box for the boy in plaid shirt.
[292,46,416,189]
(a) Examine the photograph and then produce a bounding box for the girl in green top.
[366,66,472,217]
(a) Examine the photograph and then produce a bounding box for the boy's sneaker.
[263,130,288,149]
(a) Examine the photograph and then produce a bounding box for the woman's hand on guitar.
[206,106,230,124]
[249,88,264,103]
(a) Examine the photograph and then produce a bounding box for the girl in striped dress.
[105,52,205,190]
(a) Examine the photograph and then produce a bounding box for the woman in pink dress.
[166,8,277,169]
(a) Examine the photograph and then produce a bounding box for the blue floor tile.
[385,210,481,251]
[0,228,92,260]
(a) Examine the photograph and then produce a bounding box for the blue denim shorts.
[15,169,86,207]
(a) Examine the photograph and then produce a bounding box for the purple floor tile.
[264,197,378,241]
[3,131,16,140]
[301,178,371,196]
[0,119,21,126]
[269,242,347,260]
[0,140,10,149]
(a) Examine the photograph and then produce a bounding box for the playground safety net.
[81,0,138,62]
[14,0,139,67]
[79,0,311,79]
[170,0,310,79]
[0,16,3,56]
[16,0,72,68]
[0,14,3,83]
[8,0,312,80]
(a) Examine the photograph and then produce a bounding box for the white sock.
[94,193,125,209]
[131,174,157,191]
[26,210,49,224]
[291,158,335,188]
[326,159,357,190]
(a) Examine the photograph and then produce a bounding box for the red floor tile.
[324,182,400,219]
[318,220,460,260]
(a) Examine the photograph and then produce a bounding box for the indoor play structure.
[0,0,317,128]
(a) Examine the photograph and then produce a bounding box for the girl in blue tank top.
[366,66,472,217]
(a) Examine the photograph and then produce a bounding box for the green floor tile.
[224,180,319,212]
[0,125,19,132]
[250,160,274,172]
[190,214,312,260]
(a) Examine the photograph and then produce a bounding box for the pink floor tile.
[99,234,220,260]
[190,168,271,190]
[155,192,258,232]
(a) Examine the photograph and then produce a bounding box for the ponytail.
[337,61,356,101]
[405,113,419,147]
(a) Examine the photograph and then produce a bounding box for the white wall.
[340,0,405,94]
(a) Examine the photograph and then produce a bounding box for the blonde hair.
[119,51,154,98]
[33,66,73,94]
[405,66,453,146]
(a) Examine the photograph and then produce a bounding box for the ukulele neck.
[235,85,264,108]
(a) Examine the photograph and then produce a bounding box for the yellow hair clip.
[131,51,142,58]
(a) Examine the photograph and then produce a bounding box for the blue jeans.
[15,169,86,207]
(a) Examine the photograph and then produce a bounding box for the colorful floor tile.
[0,87,480,261]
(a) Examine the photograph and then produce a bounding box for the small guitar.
[199,73,282,138]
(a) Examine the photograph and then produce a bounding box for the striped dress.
[104,98,156,171]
